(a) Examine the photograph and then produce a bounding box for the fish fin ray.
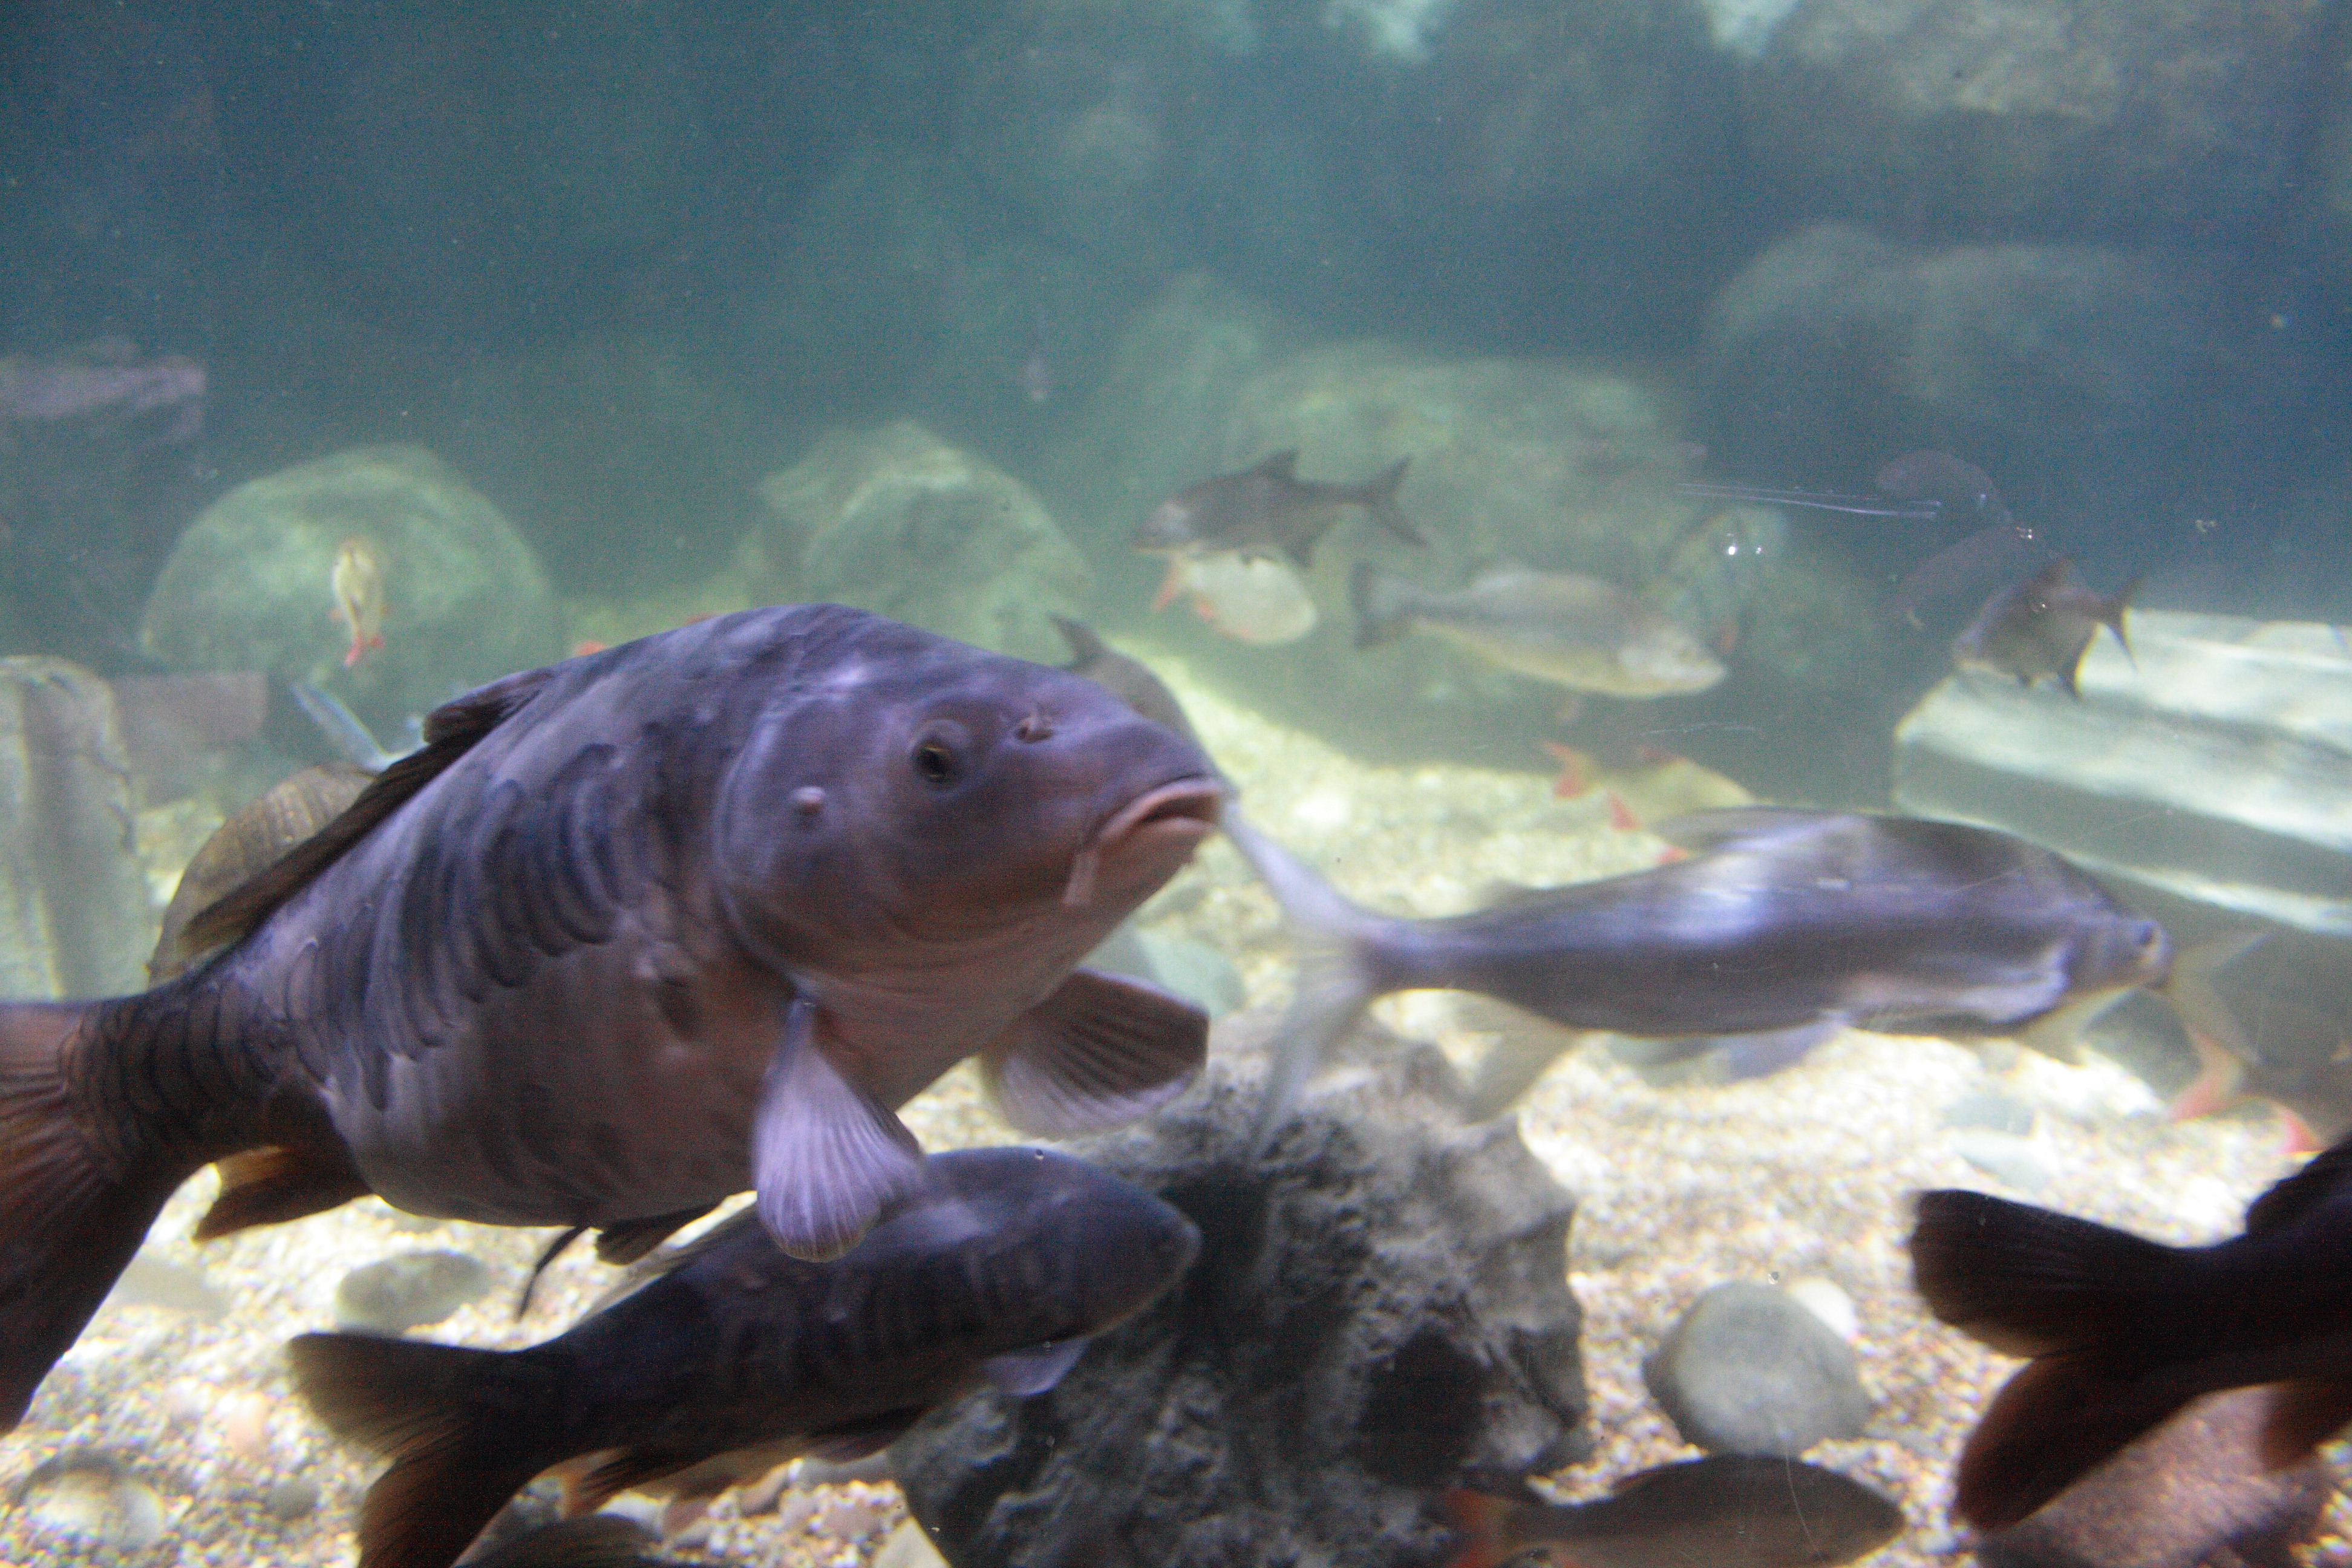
[1910,1188,2179,1358]
[594,1204,718,1266]
[1050,616,1106,668]
[566,1449,699,1515]
[0,1001,183,1430]
[1651,806,1835,854]
[287,1331,549,1568]
[178,665,559,957]
[2013,987,2130,1065]
[1361,456,1423,546]
[982,1341,1088,1396]
[981,970,1206,1137]
[1955,1351,2204,1531]
[194,1142,372,1240]
[754,999,924,1262]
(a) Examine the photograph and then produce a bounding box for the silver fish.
[292,1146,1197,1568]
[1227,807,2172,1145]
[1351,562,1725,698]
[0,605,1222,1430]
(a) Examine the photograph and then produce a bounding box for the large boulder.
[893,1012,1589,1568]
[1732,0,2334,239]
[138,445,563,739]
[742,420,1092,662]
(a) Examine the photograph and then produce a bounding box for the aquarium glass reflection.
[0,1,2347,1564]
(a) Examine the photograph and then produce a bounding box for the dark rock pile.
[894,1010,1588,1568]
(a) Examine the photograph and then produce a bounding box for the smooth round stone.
[1642,1281,1871,1458]
[20,1451,166,1549]
[264,1476,321,1522]
[333,1249,494,1333]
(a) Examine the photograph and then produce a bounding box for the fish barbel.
[0,604,1223,1429]
[291,1146,1199,1568]
[1227,806,2172,1146]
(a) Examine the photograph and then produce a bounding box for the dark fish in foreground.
[1972,1385,2335,1568]
[1131,449,1422,567]
[0,605,1222,1430]
[1351,562,1725,698]
[292,1146,1197,1568]
[1226,807,2172,1144]
[147,761,376,983]
[459,1517,674,1568]
[1443,1457,1903,1568]
[1952,557,2137,696]
[1910,1136,2352,1532]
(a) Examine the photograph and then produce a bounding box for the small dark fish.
[1352,562,1725,698]
[1874,449,2005,519]
[1132,450,1422,567]
[148,762,376,982]
[289,1147,1198,1568]
[1226,807,2173,1144]
[0,606,1222,1431]
[1952,557,2138,696]
[1910,1135,2352,1532]
[1442,1457,1903,1568]
[1891,524,2046,632]
[1973,1385,2334,1568]
[1050,617,1201,750]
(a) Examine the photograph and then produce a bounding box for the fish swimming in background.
[1226,807,2174,1146]
[1443,1456,1903,1568]
[1910,1134,2352,1532]
[290,1146,1198,1568]
[1351,562,1726,699]
[0,340,207,443]
[147,761,375,984]
[2164,934,2348,1154]
[1152,549,1320,645]
[1051,616,1203,749]
[0,605,1222,1431]
[1645,506,1788,658]
[332,537,390,669]
[1132,450,1422,567]
[1952,557,2138,696]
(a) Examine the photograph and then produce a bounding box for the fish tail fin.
[1439,1486,1523,1568]
[2158,931,2263,1104]
[1910,1187,2184,1360]
[1220,814,1382,1156]
[1361,457,1424,546]
[288,1331,553,1568]
[1952,1349,2206,1530]
[1350,560,1413,650]
[0,1000,181,1431]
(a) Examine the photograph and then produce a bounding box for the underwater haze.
[1,1,2350,1565]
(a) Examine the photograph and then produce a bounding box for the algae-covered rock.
[138,446,563,737]
[0,659,153,1000]
[893,1010,1588,1568]
[745,420,1091,662]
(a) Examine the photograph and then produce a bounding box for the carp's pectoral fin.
[195,1143,374,1240]
[981,969,1207,1137]
[983,1340,1088,1396]
[754,998,924,1263]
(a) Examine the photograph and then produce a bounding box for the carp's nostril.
[1015,712,1055,743]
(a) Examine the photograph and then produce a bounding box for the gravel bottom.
[13,637,2345,1564]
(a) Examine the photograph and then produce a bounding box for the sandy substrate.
[7,638,2342,1565]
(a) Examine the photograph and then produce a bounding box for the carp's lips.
[1063,777,1223,908]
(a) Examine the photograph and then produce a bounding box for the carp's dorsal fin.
[177,664,561,958]
[979,969,1206,1137]
[2244,1137,2352,1235]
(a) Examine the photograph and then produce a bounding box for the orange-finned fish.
[332,537,388,668]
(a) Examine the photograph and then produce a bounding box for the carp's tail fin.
[1221,812,1388,1156]
[289,1331,558,1568]
[0,999,175,1431]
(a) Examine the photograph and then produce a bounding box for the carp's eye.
[910,722,969,787]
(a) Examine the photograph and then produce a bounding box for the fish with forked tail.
[1226,807,2173,1145]
[291,1146,1198,1568]
[1952,557,2137,696]
[1910,1140,2352,1534]
[1132,450,1422,568]
[0,604,1221,1432]
[1443,1456,1903,1568]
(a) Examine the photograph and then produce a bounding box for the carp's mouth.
[1063,777,1224,908]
